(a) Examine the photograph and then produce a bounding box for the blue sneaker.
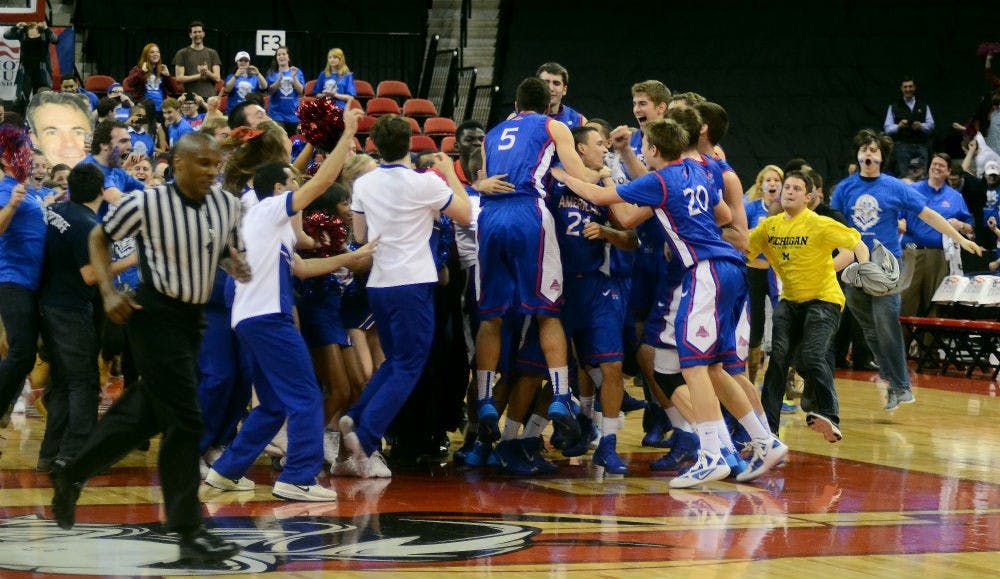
[650,429,699,472]
[561,414,598,457]
[721,447,748,478]
[641,420,671,448]
[885,387,915,411]
[781,400,800,414]
[477,399,500,442]
[521,437,559,474]
[593,434,628,474]
[669,450,730,488]
[454,438,493,467]
[736,436,788,482]
[547,395,581,444]
[620,391,648,413]
[492,439,539,476]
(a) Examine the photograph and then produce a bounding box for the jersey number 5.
[497,127,518,151]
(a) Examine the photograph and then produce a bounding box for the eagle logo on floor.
[0,513,538,575]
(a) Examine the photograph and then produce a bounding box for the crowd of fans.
[1,19,999,501]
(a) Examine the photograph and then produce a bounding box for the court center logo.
[0,513,538,575]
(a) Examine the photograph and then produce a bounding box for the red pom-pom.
[977,42,1000,57]
[296,97,345,152]
[0,125,31,182]
[301,212,348,258]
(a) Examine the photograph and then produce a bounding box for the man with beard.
[80,120,145,203]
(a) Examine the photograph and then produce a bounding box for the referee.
[51,132,250,564]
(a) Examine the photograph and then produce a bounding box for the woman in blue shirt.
[224,51,267,114]
[311,48,356,109]
[266,46,305,136]
[743,164,784,383]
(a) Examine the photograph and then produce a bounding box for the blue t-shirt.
[549,178,610,274]
[39,201,98,310]
[616,159,741,269]
[143,76,165,110]
[483,112,555,200]
[313,71,356,109]
[0,175,46,289]
[901,180,972,249]
[225,74,263,113]
[167,119,195,148]
[548,104,585,128]
[267,69,306,123]
[831,173,929,257]
[80,155,146,194]
[129,128,156,157]
[26,184,57,203]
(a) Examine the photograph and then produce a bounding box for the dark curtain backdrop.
[73,0,429,90]
[493,0,997,188]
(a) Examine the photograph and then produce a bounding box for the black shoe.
[853,360,879,371]
[36,457,53,473]
[49,460,82,530]
[179,527,241,563]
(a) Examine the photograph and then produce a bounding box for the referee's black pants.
[62,289,207,535]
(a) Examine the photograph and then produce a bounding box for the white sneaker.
[736,436,788,482]
[272,481,338,502]
[669,450,730,489]
[331,455,364,477]
[323,430,341,465]
[365,451,392,478]
[205,468,256,491]
[342,431,369,472]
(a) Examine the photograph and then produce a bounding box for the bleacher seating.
[366,97,401,117]
[84,74,116,97]
[402,98,438,127]
[423,116,456,145]
[441,136,457,158]
[354,80,376,107]
[410,135,437,152]
[376,80,412,105]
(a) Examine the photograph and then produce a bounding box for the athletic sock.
[739,411,773,441]
[665,406,692,432]
[501,419,521,441]
[476,369,495,402]
[521,414,549,438]
[549,366,570,397]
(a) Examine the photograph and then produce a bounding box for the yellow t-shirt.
[747,208,861,308]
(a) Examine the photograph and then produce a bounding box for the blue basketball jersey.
[484,113,556,200]
[549,104,585,128]
[617,159,742,269]
[549,179,610,274]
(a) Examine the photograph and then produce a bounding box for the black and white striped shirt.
[102,182,244,304]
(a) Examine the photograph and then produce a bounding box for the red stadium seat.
[365,97,400,117]
[354,79,375,106]
[402,98,438,126]
[404,116,421,135]
[304,79,317,96]
[423,116,457,146]
[410,135,438,152]
[441,135,457,158]
[84,74,115,96]
[356,115,378,143]
[347,99,363,112]
[376,79,412,104]
[365,138,378,154]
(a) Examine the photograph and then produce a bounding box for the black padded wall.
[494,0,997,187]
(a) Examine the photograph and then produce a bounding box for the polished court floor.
[0,368,997,577]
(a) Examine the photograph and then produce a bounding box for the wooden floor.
[0,367,998,578]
